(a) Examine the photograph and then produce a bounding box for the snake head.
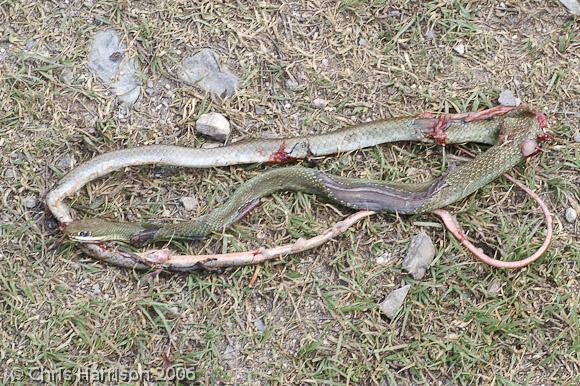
[64,218,155,243]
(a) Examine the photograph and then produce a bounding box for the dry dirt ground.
[1,1,579,385]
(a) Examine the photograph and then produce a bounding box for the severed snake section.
[54,106,550,256]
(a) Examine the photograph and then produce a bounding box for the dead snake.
[46,106,549,262]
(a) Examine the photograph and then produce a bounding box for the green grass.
[1,0,579,384]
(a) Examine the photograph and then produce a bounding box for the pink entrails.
[433,174,552,269]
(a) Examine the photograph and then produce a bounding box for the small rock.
[453,44,465,55]
[498,89,521,107]
[254,105,266,115]
[402,233,436,279]
[406,166,421,177]
[375,251,394,265]
[222,344,238,361]
[88,29,141,105]
[285,78,299,91]
[92,283,101,295]
[178,48,238,98]
[358,37,368,47]
[379,285,411,319]
[312,98,328,109]
[167,306,180,317]
[196,112,230,142]
[180,196,198,211]
[56,153,76,170]
[487,278,502,295]
[61,68,74,84]
[4,169,17,179]
[426,29,436,40]
[254,319,267,332]
[573,131,580,143]
[23,194,38,209]
[565,207,577,223]
[559,0,580,15]
[145,79,155,96]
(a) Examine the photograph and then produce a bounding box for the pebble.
[573,131,580,143]
[285,78,299,91]
[145,79,155,96]
[61,68,74,84]
[4,169,17,179]
[92,283,101,295]
[312,98,328,109]
[402,233,436,279]
[178,48,238,98]
[56,153,76,170]
[180,196,199,211]
[498,89,521,107]
[358,37,368,47]
[254,105,266,115]
[253,319,267,332]
[487,278,502,295]
[379,284,411,319]
[565,207,577,223]
[23,194,38,209]
[453,44,465,55]
[196,112,231,142]
[375,251,394,265]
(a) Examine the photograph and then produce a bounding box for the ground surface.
[1,1,579,385]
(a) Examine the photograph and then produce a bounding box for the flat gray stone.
[253,319,267,332]
[559,0,580,15]
[56,153,76,170]
[379,285,411,319]
[402,233,436,279]
[88,29,141,105]
[178,48,238,98]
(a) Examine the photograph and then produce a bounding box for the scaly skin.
[64,107,548,246]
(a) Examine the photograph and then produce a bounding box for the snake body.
[55,107,547,247]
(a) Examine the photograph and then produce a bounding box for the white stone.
[312,98,328,109]
[453,44,465,55]
[498,89,521,106]
[180,196,198,211]
[23,195,38,209]
[565,207,577,223]
[195,112,230,142]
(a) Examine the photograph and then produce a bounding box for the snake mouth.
[68,234,114,243]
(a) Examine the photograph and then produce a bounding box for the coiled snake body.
[47,106,549,265]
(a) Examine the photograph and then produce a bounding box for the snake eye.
[78,231,90,237]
